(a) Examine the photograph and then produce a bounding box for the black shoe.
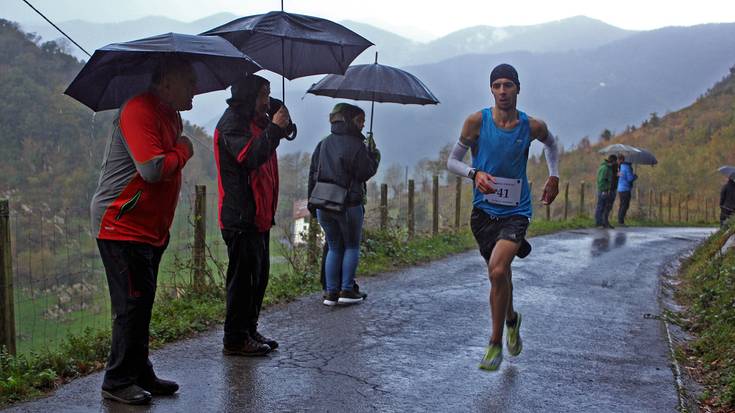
[353,282,367,299]
[223,336,271,356]
[338,289,364,304]
[516,239,532,258]
[138,376,179,396]
[101,384,152,405]
[605,223,615,229]
[251,330,279,350]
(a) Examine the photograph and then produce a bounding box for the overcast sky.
[3,0,735,41]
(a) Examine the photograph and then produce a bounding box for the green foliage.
[676,222,735,409]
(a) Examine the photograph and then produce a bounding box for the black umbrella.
[65,32,262,112]
[201,9,372,101]
[306,53,440,133]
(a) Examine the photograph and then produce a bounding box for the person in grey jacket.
[308,103,380,305]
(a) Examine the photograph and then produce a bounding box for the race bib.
[483,177,523,206]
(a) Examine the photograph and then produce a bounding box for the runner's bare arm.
[529,117,560,204]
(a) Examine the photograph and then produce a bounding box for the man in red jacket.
[90,58,195,405]
[214,74,291,356]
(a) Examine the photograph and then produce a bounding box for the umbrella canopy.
[598,143,657,165]
[65,32,261,112]
[625,148,657,165]
[718,166,735,179]
[306,54,439,133]
[306,62,440,105]
[201,11,373,80]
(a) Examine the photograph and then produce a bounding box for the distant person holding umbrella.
[720,175,735,227]
[90,57,195,404]
[214,74,292,357]
[616,154,637,226]
[308,103,380,306]
[446,63,560,371]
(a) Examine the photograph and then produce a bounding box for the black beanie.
[490,63,520,88]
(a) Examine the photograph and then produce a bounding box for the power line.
[20,0,216,153]
[20,0,92,58]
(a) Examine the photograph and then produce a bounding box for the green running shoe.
[506,312,523,356]
[479,344,503,371]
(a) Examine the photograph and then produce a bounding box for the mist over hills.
[13,13,735,168]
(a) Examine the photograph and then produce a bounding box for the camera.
[268,97,297,140]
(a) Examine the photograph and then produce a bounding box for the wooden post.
[685,194,690,222]
[454,176,462,229]
[678,194,682,222]
[529,182,534,216]
[637,188,642,217]
[0,200,16,355]
[579,181,585,218]
[648,189,654,221]
[380,183,388,230]
[659,192,664,223]
[307,216,319,267]
[668,192,672,222]
[408,179,415,239]
[432,175,439,235]
[193,185,207,293]
[564,182,570,220]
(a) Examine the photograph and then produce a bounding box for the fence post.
[529,182,533,216]
[192,185,207,293]
[408,179,415,239]
[668,192,672,222]
[659,192,664,223]
[0,200,16,355]
[380,184,388,230]
[678,194,682,222]
[648,189,654,221]
[307,216,319,267]
[455,176,462,229]
[685,194,690,222]
[564,182,569,220]
[637,188,642,217]
[432,175,439,235]
[579,181,585,218]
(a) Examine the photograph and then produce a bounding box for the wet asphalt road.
[6,227,714,413]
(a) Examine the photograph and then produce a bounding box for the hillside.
[527,65,735,211]
[0,19,217,215]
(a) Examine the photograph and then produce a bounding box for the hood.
[330,120,364,138]
[226,74,269,120]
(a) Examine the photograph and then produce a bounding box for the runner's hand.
[475,171,496,194]
[177,135,194,159]
[541,176,560,205]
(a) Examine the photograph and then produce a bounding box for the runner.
[446,63,560,371]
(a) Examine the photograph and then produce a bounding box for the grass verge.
[673,221,735,411]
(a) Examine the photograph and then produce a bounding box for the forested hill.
[0,19,216,216]
[527,65,735,202]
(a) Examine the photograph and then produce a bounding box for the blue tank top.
[471,108,533,218]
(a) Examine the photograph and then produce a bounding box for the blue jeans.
[317,205,364,293]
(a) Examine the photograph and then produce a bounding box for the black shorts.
[470,207,530,262]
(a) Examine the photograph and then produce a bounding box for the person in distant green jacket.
[594,155,617,228]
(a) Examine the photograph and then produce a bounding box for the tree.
[600,129,613,142]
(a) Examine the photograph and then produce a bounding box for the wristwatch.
[468,168,477,181]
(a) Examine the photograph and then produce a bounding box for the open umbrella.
[718,166,735,179]
[599,143,657,165]
[306,53,439,133]
[65,32,261,112]
[201,9,372,101]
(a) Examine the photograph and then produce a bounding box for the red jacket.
[90,92,192,246]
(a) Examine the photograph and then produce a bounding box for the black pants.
[97,239,166,390]
[222,229,270,346]
[617,191,631,224]
[604,191,617,224]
